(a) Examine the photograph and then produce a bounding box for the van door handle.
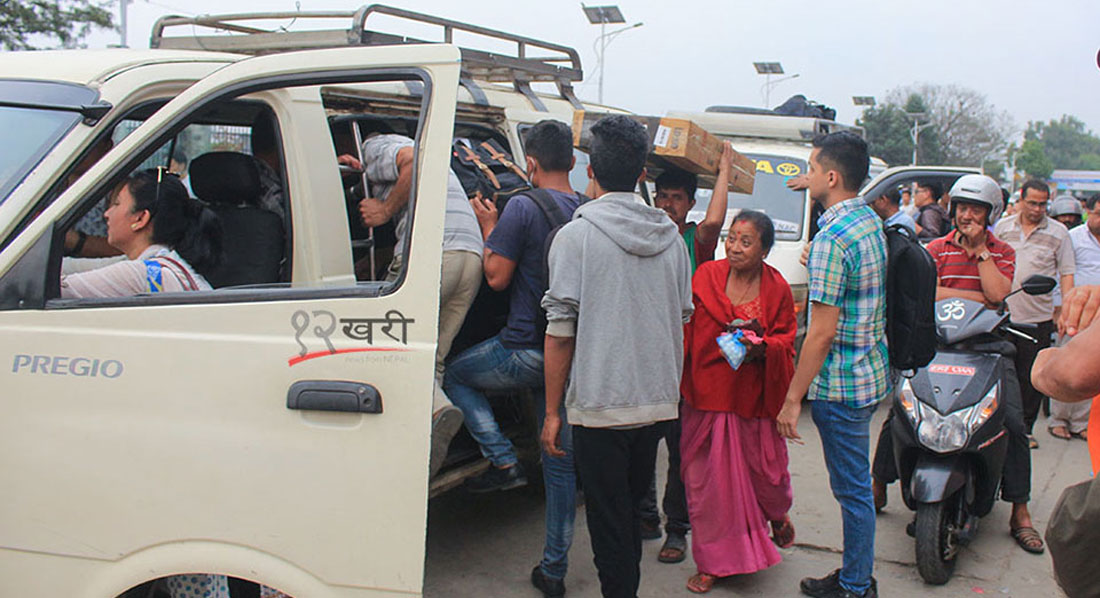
[287,380,382,413]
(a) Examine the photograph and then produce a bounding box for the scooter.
[890,274,1056,584]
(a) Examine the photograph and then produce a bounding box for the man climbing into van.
[444,120,585,597]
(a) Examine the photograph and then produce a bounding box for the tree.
[1015,139,1054,179]
[0,0,114,51]
[885,84,1015,167]
[856,95,944,167]
[1024,115,1100,171]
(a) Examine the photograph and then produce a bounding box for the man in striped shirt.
[872,174,1044,554]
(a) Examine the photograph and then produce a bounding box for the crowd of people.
[58,107,1097,597]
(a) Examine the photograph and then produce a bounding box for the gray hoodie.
[542,192,693,428]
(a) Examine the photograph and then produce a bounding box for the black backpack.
[528,189,588,337]
[884,223,938,371]
[451,139,531,210]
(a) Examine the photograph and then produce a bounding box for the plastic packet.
[717,330,748,370]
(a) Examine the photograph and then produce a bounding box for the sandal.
[771,516,796,548]
[1050,425,1072,440]
[687,572,716,594]
[1075,429,1089,441]
[1010,526,1045,554]
[658,532,687,563]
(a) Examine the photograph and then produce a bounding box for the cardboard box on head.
[572,111,755,195]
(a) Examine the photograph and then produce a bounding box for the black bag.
[451,139,531,210]
[528,189,588,337]
[885,223,938,371]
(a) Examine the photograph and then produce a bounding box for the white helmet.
[1050,195,1083,218]
[948,174,1004,225]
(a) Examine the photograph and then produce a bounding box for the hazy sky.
[85,0,1100,143]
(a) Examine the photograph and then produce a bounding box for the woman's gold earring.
[130,223,139,230]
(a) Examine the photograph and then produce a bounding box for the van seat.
[189,151,285,287]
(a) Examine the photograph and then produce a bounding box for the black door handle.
[287,380,382,413]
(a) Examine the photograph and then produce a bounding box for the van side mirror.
[1021,274,1057,296]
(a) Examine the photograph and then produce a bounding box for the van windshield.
[689,153,807,241]
[0,80,99,206]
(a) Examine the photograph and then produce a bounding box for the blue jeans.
[443,334,576,580]
[537,393,576,581]
[811,400,877,594]
[444,335,543,467]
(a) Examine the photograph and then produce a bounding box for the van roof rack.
[149,4,585,110]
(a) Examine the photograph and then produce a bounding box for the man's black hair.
[171,148,189,167]
[1020,178,1051,201]
[917,181,943,200]
[1086,193,1100,211]
[524,119,574,173]
[881,187,901,206]
[1001,187,1011,211]
[589,115,648,193]
[731,210,775,253]
[654,167,697,199]
[811,131,869,193]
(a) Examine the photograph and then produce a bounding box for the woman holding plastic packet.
[679,211,798,594]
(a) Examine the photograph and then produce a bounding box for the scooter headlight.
[916,403,970,453]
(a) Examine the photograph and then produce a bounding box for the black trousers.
[871,359,1031,503]
[1012,320,1055,434]
[635,416,690,536]
[573,422,668,598]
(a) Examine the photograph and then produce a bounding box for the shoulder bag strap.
[156,256,201,291]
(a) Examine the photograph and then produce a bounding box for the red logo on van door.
[928,365,976,376]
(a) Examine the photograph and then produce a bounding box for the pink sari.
[680,400,792,576]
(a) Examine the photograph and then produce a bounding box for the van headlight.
[904,382,999,454]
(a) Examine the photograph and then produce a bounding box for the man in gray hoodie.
[541,115,693,598]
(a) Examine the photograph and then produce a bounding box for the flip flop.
[687,572,716,594]
[658,533,687,563]
[1050,426,1072,440]
[771,516,796,548]
[1074,429,1089,441]
[1011,526,1045,554]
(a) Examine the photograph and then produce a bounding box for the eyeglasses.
[152,166,180,205]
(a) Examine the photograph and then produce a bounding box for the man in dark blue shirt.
[444,119,583,597]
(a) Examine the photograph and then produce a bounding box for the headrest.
[190,151,263,206]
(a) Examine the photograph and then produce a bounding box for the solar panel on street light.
[852,96,876,106]
[753,62,784,74]
[582,5,626,24]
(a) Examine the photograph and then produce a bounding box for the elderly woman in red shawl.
[680,210,797,594]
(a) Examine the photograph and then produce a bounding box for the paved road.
[424,403,1087,597]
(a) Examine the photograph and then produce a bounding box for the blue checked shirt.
[807,197,890,408]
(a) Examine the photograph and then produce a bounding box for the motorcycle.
[890,274,1056,584]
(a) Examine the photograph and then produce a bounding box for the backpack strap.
[526,189,569,229]
[459,143,501,189]
[480,140,530,183]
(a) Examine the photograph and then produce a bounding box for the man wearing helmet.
[871,174,1045,554]
[1050,195,1084,230]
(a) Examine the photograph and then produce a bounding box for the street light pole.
[907,112,933,165]
[583,5,641,105]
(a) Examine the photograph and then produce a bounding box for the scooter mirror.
[1021,274,1057,295]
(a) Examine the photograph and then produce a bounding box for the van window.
[691,153,807,241]
[0,80,99,206]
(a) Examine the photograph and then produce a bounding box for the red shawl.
[681,259,796,419]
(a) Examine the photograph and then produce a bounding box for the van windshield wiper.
[0,99,112,123]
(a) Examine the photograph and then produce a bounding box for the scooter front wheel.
[915,495,961,585]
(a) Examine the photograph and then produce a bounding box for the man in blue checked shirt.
[776,131,889,598]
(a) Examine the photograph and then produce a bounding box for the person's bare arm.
[696,142,734,247]
[541,333,576,457]
[467,195,518,290]
[1032,318,1100,402]
[975,258,1012,306]
[359,146,415,227]
[1054,274,1075,334]
[776,302,840,441]
[65,230,121,258]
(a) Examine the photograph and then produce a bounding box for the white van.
[669,108,886,344]
[0,6,621,596]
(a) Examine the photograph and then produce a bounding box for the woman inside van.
[60,168,221,298]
